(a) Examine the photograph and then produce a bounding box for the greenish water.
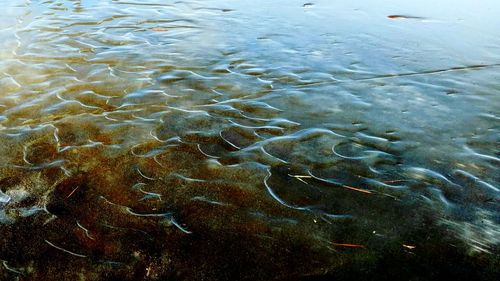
[0,0,499,280]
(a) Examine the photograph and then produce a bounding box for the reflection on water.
[0,0,499,280]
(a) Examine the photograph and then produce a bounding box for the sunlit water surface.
[0,0,499,280]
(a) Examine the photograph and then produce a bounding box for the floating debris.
[387,15,426,20]
[342,185,373,194]
[332,243,366,249]
[151,27,168,32]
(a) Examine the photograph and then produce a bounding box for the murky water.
[1,0,499,280]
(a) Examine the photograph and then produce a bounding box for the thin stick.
[66,186,80,199]
[332,243,366,248]
[342,185,372,194]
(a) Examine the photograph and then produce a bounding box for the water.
[0,0,499,280]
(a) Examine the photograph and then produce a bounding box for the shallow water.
[0,0,499,280]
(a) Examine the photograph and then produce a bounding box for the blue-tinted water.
[0,0,499,280]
